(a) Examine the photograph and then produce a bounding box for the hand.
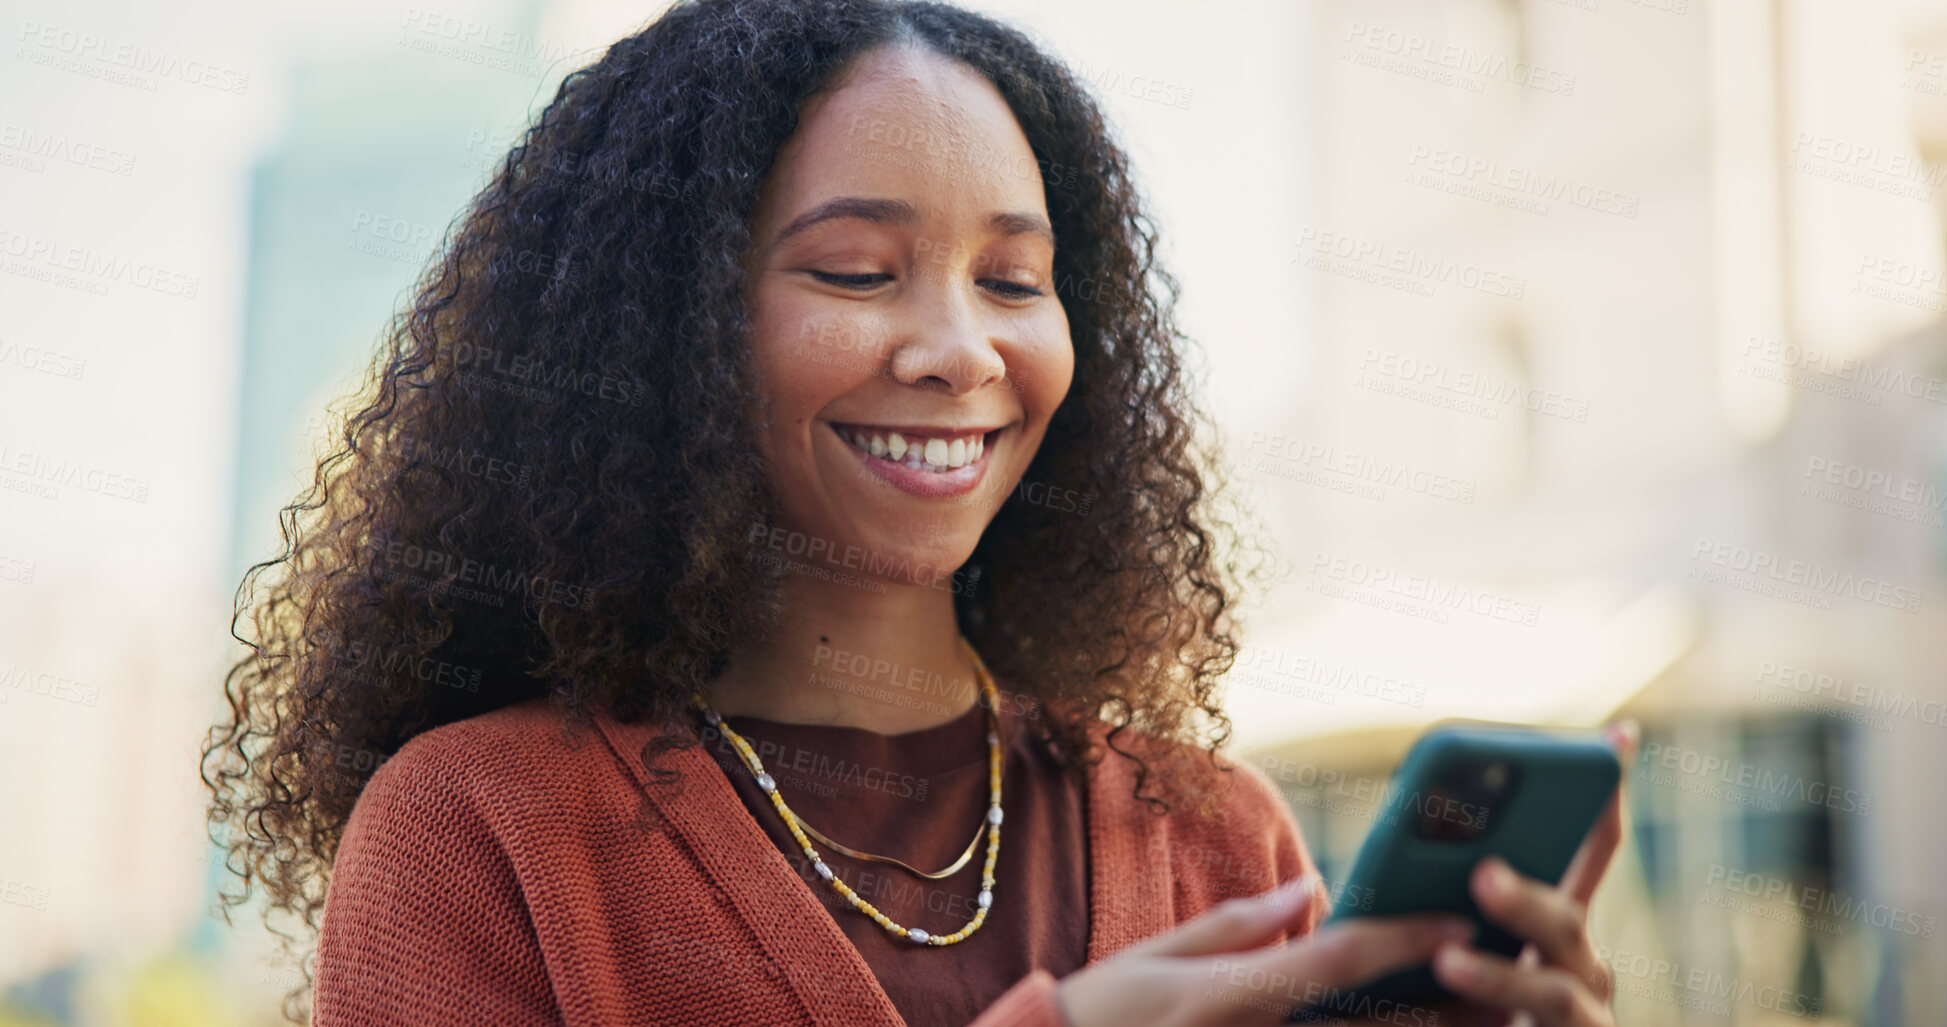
[1055,874,1471,1026]
[1429,720,1640,1027]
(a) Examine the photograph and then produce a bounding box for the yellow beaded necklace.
[690,636,1004,947]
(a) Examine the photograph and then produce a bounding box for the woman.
[202,1,1628,1024]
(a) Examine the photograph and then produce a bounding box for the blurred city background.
[3,0,1944,1023]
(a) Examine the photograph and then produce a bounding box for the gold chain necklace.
[691,636,1004,946]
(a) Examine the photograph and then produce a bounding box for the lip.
[829,421,1004,440]
[828,420,1001,498]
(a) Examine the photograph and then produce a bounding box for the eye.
[981,279,1044,299]
[809,270,892,290]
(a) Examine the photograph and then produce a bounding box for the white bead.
[704,709,721,725]
[756,773,775,792]
[987,731,999,746]
[908,929,931,944]
[978,889,993,909]
[814,861,833,880]
[987,806,1004,825]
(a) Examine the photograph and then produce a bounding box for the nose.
[886,276,1008,395]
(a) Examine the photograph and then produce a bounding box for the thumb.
[1131,873,1324,959]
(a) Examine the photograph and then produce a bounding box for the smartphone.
[1288,722,1620,1022]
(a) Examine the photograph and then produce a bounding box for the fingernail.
[1482,858,1512,896]
[1438,944,1480,984]
[1605,719,1641,759]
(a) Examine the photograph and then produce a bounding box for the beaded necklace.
[690,636,1004,946]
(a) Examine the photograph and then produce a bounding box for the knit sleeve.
[964,968,1071,1027]
[1232,760,1330,938]
[313,747,562,1027]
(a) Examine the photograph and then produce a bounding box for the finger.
[1470,858,1601,987]
[1222,913,1474,1012]
[1560,719,1638,908]
[1134,874,1325,958]
[1433,943,1607,1027]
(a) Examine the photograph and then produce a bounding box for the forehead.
[763,45,1048,218]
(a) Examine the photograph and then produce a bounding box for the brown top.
[701,692,1089,1027]
[313,693,1324,1027]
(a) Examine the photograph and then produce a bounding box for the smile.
[829,421,1003,498]
[833,423,990,471]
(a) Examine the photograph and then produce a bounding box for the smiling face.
[741,44,1074,586]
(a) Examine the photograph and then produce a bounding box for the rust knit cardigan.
[311,695,1327,1026]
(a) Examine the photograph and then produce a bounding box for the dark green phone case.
[1290,723,1620,1022]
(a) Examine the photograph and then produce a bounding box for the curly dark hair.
[201,0,1266,1019]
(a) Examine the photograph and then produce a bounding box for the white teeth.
[838,426,990,473]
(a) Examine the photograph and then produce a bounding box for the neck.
[702,567,983,734]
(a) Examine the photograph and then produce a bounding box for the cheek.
[1016,313,1075,417]
[749,302,883,417]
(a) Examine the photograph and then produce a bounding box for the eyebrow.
[773,196,1055,247]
